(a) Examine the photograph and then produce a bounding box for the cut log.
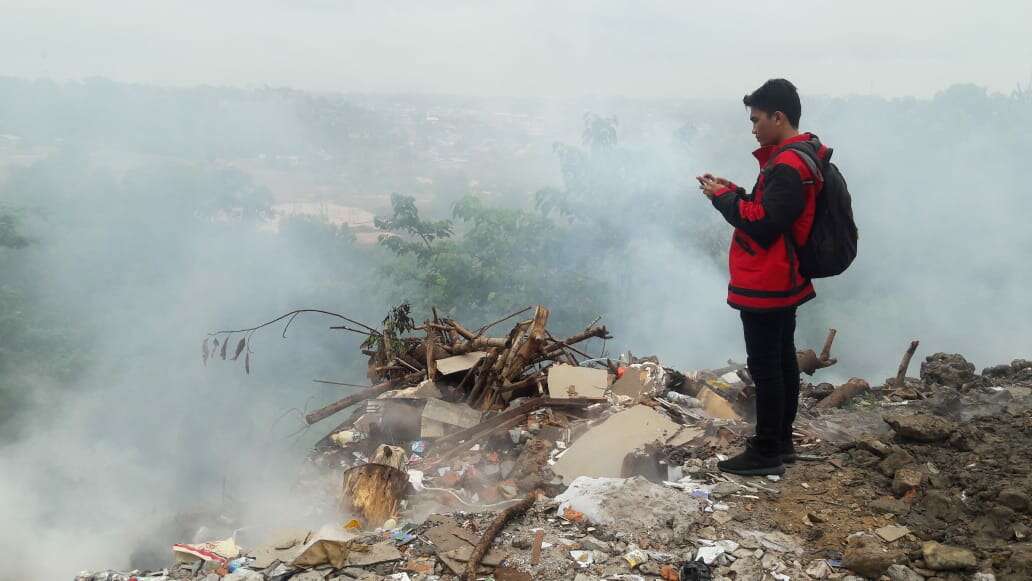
[815,378,870,409]
[448,320,478,341]
[451,337,508,355]
[305,370,425,425]
[892,340,920,387]
[798,328,839,375]
[340,463,410,527]
[820,328,838,361]
[466,348,500,404]
[424,327,439,378]
[540,325,610,358]
[501,306,550,381]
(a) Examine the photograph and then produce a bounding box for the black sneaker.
[781,439,797,464]
[717,438,786,476]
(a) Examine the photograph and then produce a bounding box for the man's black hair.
[743,79,801,128]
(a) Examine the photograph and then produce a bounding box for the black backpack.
[777,139,858,278]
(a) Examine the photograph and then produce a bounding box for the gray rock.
[872,495,912,516]
[893,466,926,496]
[858,437,892,457]
[982,364,1012,378]
[920,353,976,388]
[638,561,661,575]
[880,450,916,476]
[998,488,1030,513]
[923,490,963,522]
[922,541,977,571]
[884,414,956,442]
[886,564,925,581]
[579,535,612,552]
[710,481,740,498]
[843,536,902,578]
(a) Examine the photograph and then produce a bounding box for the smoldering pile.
[77,307,1032,581]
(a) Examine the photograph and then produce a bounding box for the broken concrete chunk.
[892,466,925,497]
[875,524,910,543]
[346,542,403,566]
[883,414,956,442]
[418,398,481,438]
[921,540,977,571]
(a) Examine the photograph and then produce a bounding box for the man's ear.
[773,111,785,126]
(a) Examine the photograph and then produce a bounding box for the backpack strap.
[775,141,824,184]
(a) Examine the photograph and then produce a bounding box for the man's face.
[749,107,780,146]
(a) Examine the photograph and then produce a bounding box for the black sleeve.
[710,164,806,247]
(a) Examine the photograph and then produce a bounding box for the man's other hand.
[696,174,729,199]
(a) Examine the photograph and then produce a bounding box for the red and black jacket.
[710,133,827,312]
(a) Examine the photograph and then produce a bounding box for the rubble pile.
[80,312,1032,581]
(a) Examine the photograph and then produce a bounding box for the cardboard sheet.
[436,352,487,375]
[547,364,609,399]
[552,404,681,481]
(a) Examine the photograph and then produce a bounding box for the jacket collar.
[752,132,813,167]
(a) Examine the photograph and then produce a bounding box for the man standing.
[698,79,831,476]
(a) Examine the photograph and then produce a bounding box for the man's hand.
[696,174,731,199]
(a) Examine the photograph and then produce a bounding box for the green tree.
[374,193,603,331]
[0,208,30,249]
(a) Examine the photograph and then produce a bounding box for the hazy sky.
[1,0,1029,97]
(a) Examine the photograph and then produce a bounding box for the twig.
[313,379,368,388]
[208,309,381,338]
[464,491,537,581]
[473,306,533,338]
[328,324,379,335]
[394,357,421,373]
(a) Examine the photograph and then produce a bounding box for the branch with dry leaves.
[301,305,611,426]
[203,309,380,374]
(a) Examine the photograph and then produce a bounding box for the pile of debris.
[79,308,1032,581]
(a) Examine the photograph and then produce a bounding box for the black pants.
[740,307,800,453]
